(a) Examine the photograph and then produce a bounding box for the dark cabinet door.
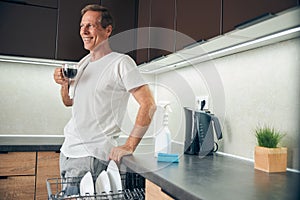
[149,0,176,61]
[0,1,57,59]
[136,0,176,64]
[136,0,221,64]
[136,0,151,64]
[176,0,221,50]
[101,0,139,60]
[101,0,138,37]
[56,0,100,61]
[223,0,299,33]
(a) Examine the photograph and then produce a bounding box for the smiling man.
[80,6,112,60]
[53,4,156,186]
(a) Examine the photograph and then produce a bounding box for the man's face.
[80,11,112,51]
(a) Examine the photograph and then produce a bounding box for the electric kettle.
[184,107,223,156]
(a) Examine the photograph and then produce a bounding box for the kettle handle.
[211,116,223,140]
[213,142,219,152]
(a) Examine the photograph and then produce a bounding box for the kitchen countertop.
[1,135,299,199]
[0,135,63,151]
[122,148,300,200]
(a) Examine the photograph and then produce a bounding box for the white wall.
[0,61,71,135]
[155,37,300,170]
[0,60,156,137]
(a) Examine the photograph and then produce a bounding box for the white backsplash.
[0,61,71,135]
[154,37,300,170]
[0,60,156,137]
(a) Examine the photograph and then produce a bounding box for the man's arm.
[53,68,73,107]
[109,84,156,162]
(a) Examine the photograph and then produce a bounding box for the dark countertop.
[122,150,300,200]
[0,135,63,152]
[1,135,299,200]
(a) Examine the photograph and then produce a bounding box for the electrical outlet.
[195,95,209,110]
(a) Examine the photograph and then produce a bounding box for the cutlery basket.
[46,172,145,200]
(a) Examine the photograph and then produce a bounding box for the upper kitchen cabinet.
[136,0,221,64]
[136,0,176,64]
[135,0,151,64]
[0,0,100,61]
[0,0,58,59]
[100,0,139,60]
[101,0,138,37]
[176,0,221,50]
[149,0,176,61]
[56,0,100,61]
[223,0,299,33]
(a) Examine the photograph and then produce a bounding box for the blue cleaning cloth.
[157,153,179,163]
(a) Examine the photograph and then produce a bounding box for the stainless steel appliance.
[184,107,223,156]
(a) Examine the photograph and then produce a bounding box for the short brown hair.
[81,4,114,29]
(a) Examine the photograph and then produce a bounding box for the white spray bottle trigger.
[158,101,172,113]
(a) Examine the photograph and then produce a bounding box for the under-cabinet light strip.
[0,56,76,67]
[146,26,300,73]
[208,26,300,58]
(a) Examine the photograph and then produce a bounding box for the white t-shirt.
[60,52,146,161]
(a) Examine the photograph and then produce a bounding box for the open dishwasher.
[46,172,145,200]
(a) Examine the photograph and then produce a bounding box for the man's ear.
[106,25,113,37]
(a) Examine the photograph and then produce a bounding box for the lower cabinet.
[0,151,60,200]
[0,176,36,199]
[36,152,60,200]
[0,152,36,176]
[0,152,36,199]
[146,179,174,200]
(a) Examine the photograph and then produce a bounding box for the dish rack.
[46,172,145,200]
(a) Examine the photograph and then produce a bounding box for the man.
[53,4,156,179]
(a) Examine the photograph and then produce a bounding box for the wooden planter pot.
[254,146,287,173]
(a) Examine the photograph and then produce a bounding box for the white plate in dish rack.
[80,171,94,196]
[107,160,122,193]
[95,170,111,195]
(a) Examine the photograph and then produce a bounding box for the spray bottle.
[154,101,172,157]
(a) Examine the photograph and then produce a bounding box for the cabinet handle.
[235,13,275,29]
[0,176,8,179]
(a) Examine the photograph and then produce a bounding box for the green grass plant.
[255,126,285,148]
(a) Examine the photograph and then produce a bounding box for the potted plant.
[254,126,287,172]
